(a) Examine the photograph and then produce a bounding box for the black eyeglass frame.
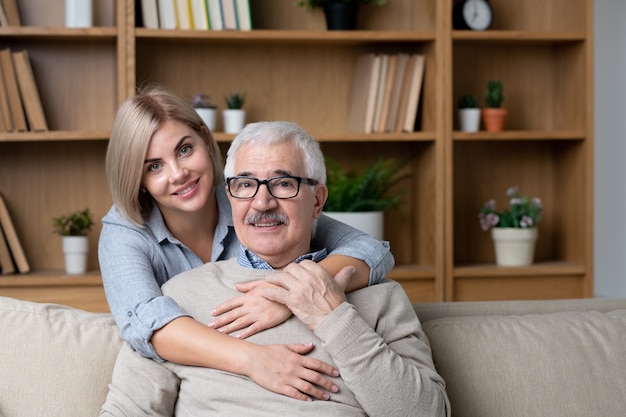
[226,175,319,199]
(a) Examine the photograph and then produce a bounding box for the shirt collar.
[237,245,328,270]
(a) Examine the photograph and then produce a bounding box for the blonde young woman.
[98,85,394,400]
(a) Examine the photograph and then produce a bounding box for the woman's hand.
[210,279,292,338]
[246,343,340,401]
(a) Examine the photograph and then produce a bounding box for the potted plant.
[482,80,507,132]
[192,93,217,132]
[222,92,246,134]
[323,157,407,240]
[297,0,387,30]
[53,208,94,275]
[458,94,481,132]
[478,186,543,266]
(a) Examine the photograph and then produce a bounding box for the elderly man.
[101,121,449,417]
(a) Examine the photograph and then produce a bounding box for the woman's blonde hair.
[106,85,223,226]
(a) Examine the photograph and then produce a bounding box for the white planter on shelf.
[65,0,93,28]
[323,211,384,240]
[222,109,246,134]
[195,108,217,132]
[458,108,481,132]
[491,227,538,267]
[62,236,89,275]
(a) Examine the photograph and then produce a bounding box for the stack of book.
[347,53,426,134]
[0,48,48,133]
[0,193,29,275]
[139,0,252,31]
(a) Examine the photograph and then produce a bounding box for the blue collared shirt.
[238,245,329,270]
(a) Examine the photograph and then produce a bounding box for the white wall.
[594,0,626,297]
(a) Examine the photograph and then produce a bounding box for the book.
[157,0,177,29]
[0,64,13,131]
[207,0,223,30]
[0,3,8,26]
[220,0,237,30]
[141,0,160,29]
[0,48,27,132]
[0,219,15,274]
[394,53,416,132]
[12,50,48,132]
[375,53,397,133]
[0,193,29,273]
[1,0,21,26]
[346,53,376,133]
[402,54,425,132]
[386,53,409,132]
[370,53,389,133]
[234,0,251,31]
[363,54,382,134]
[190,0,209,30]
[175,0,192,29]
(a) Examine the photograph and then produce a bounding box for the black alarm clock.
[453,0,493,31]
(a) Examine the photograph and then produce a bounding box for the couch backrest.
[0,296,122,417]
[415,298,626,417]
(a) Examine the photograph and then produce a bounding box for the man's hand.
[257,260,354,330]
[210,280,292,338]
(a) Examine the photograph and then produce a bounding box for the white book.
[190,0,209,30]
[141,0,160,29]
[157,0,177,29]
[234,0,251,31]
[220,0,237,30]
[207,0,223,30]
[175,0,192,29]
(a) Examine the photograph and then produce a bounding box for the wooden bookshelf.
[0,0,593,311]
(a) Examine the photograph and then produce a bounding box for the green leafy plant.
[324,157,408,212]
[53,208,94,236]
[191,93,216,109]
[297,0,386,9]
[478,186,543,231]
[225,92,245,109]
[458,94,479,109]
[485,80,504,108]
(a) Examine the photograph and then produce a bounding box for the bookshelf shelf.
[0,0,593,310]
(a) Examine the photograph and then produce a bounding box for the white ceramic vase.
[459,108,481,132]
[222,109,246,134]
[323,211,384,240]
[491,227,538,267]
[196,108,217,131]
[62,235,89,275]
[65,0,93,28]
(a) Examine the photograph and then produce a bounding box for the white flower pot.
[323,211,384,240]
[195,108,217,131]
[222,109,246,134]
[65,0,93,28]
[459,108,481,132]
[62,236,89,275]
[491,228,537,267]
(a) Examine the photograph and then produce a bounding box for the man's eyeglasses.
[226,175,319,199]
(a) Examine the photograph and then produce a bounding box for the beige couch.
[1,295,625,417]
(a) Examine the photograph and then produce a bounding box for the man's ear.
[312,184,328,219]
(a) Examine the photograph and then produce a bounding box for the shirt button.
[127,311,132,317]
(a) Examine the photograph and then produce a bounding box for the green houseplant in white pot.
[192,93,217,132]
[323,157,407,240]
[53,208,94,275]
[458,94,481,132]
[478,186,543,266]
[297,0,387,30]
[222,92,246,134]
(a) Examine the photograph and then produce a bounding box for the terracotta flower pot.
[482,108,508,132]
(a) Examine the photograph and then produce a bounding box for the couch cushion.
[422,308,626,417]
[0,296,122,417]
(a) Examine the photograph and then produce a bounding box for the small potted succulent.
[478,186,543,266]
[297,0,387,30]
[53,208,94,275]
[458,94,480,132]
[192,93,217,131]
[482,80,507,132]
[222,92,246,134]
[323,157,408,240]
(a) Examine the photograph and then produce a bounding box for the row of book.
[347,53,426,134]
[138,0,251,31]
[0,193,29,275]
[0,48,48,133]
[0,0,20,27]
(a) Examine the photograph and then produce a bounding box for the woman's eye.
[148,163,161,172]
[179,144,192,156]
